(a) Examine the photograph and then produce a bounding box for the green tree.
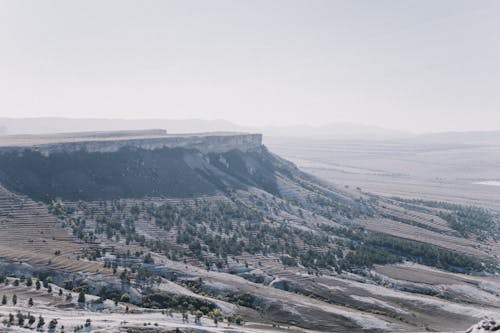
[28,313,36,326]
[37,315,45,329]
[194,310,203,324]
[209,309,223,326]
[234,315,243,325]
[77,291,86,304]
[48,318,58,329]
[16,312,25,327]
[120,293,130,303]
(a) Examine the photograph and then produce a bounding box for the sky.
[1,0,499,133]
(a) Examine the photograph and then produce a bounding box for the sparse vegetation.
[393,198,499,240]
[77,291,86,304]
[0,133,498,333]
[140,292,216,314]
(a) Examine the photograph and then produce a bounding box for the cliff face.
[0,132,263,155]
[0,132,279,202]
[36,133,262,155]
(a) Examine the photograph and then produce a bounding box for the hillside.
[0,131,267,201]
[0,130,498,333]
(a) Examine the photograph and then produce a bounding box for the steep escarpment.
[0,130,263,155]
[0,130,498,333]
[0,134,277,202]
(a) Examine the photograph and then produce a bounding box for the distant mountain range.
[1,117,500,145]
[408,130,500,145]
[256,123,411,140]
[0,117,246,136]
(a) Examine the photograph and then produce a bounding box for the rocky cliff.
[0,130,263,155]
[0,130,278,201]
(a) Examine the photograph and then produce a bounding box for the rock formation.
[466,318,500,332]
[0,129,263,155]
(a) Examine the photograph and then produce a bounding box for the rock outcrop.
[0,130,263,155]
[466,318,500,332]
[0,131,276,201]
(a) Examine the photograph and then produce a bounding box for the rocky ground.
[0,132,498,332]
[466,318,500,333]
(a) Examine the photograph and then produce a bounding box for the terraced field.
[0,132,498,332]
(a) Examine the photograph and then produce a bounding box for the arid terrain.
[0,131,498,333]
[3,0,500,330]
[265,136,500,210]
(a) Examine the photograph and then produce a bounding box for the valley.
[0,131,498,333]
[265,136,500,210]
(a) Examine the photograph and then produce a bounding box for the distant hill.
[256,123,411,140]
[1,117,413,141]
[0,132,269,201]
[2,117,500,146]
[408,130,500,145]
[0,117,246,135]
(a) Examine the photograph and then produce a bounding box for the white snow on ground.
[320,274,500,318]
[316,282,346,292]
[156,280,237,314]
[435,284,500,306]
[299,300,391,330]
[350,295,410,315]
[477,280,500,295]
[0,303,283,333]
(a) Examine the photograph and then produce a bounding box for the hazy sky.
[1,0,499,132]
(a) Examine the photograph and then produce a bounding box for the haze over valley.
[1,1,500,332]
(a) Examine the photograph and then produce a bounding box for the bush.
[141,292,216,314]
[77,291,86,304]
[120,293,131,303]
